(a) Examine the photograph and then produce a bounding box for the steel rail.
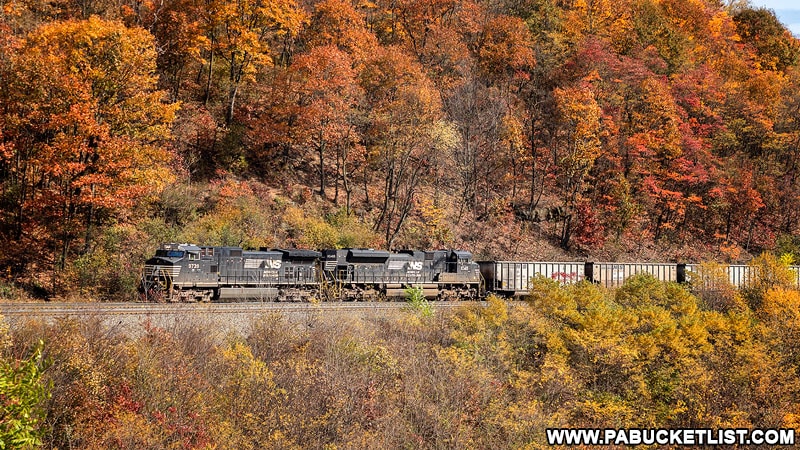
[0,301,490,317]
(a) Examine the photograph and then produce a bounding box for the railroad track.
[0,300,488,318]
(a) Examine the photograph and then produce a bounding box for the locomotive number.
[188,264,200,269]
[408,261,423,271]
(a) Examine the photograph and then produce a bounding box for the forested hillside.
[1,0,799,299]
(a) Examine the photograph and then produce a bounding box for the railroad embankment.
[0,301,484,337]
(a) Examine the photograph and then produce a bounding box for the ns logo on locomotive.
[139,243,483,302]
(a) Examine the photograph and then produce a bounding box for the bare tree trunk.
[363,167,370,208]
[226,71,238,126]
[334,147,340,204]
[560,214,572,249]
[318,140,326,197]
[204,46,214,106]
[83,184,95,254]
[528,127,539,216]
[341,144,352,215]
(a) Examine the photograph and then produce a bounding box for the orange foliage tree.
[360,47,456,247]
[0,17,177,280]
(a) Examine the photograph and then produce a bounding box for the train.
[139,243,800,302]
[140,243,482,302]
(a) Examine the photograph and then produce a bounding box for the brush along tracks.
[0,300,491,318]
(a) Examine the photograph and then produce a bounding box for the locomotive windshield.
[156,250,186,258]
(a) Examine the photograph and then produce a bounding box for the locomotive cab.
[140,243,219,302]
[434,250,482,288]
[448,250,473,272]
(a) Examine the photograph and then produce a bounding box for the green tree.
[0,340,50,449]
[405,286,434,319]
[733,7,799,72]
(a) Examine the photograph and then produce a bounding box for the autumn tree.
[444,79,508,215]
[551,82,603,248]
[563,0,633,47]
[216,0,305,125]
[0,17,177,279]
[302,0,379,65]
[390,0,457,59]
[466,10,535,85]
[733,7,799,73]
[185,0,305,125]
[443,7,534,216]
[289,46,362,202]
[360,47,457,247]
[119,0,209,102]
[772,68,800,237]
[244,46,363,210]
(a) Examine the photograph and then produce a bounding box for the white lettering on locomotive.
[265,259,282,269]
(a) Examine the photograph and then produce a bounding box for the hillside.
[1,0,800,299]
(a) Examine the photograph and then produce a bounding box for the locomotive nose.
[140,260,179,302]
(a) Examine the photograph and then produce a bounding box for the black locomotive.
[321,248,481,300]
[140,243,482,302]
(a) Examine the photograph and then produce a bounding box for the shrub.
[0,339,50,449]
[742,252,798,308]
[688,262,745,311]
[404,286,434,319]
